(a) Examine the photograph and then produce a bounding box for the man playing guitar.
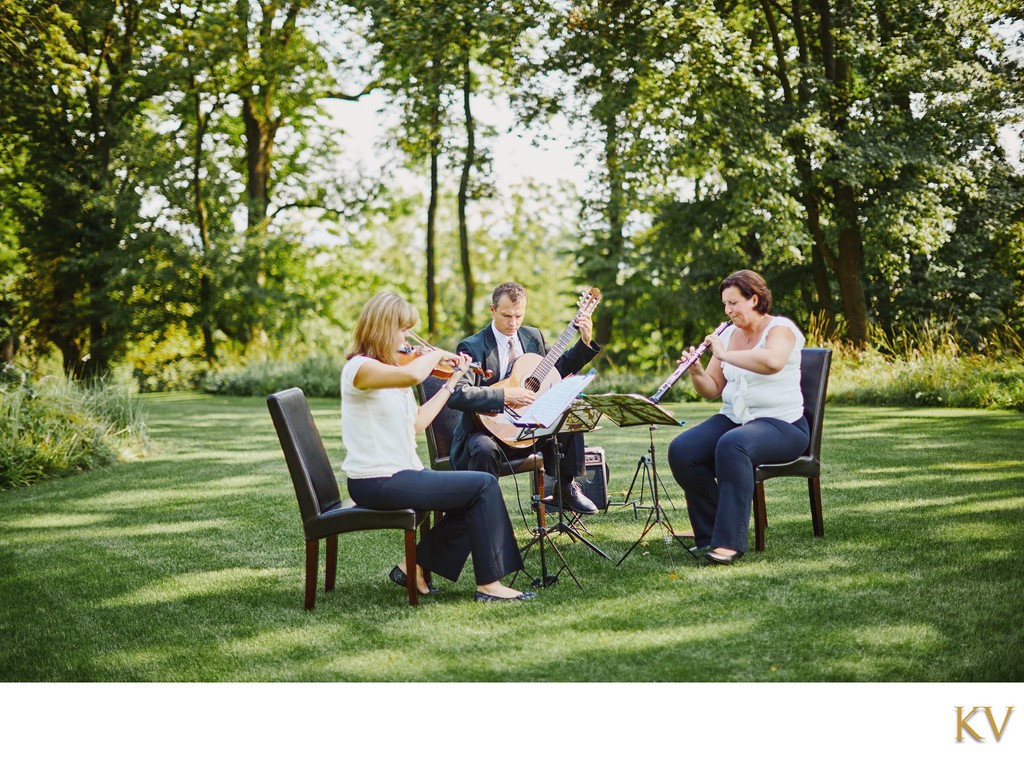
[447,281,602,515]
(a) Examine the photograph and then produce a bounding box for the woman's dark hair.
[720,270,772,314]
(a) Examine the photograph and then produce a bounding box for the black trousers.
[667,414,809,552]
[460,430,585,482]
[347,469,523,585]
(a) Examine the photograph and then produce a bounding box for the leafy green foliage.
[0,364,150,489]
[621,0,1024,349]
[200,355,342,398]
[826,323,1024,411]
[1,0,1022,384]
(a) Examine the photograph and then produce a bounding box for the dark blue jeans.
[348,469,523,585]
[667,414,809,552]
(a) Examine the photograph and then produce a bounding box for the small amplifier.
[544,446,609,510]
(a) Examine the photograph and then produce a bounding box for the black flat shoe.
[704,550,744,565]
[474,590,537,602]
[688,544,713,555]
[389,565,439,594]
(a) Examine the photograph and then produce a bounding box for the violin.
[398,332,492,379]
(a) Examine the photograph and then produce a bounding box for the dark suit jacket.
[448,324,600,470]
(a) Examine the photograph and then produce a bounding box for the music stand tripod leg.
[617,425,697,565]
[609,453,649,520]
[547,441,611,562]
[517,478,576,589]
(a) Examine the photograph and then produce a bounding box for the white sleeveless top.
[340,356,423,479]
[720,316,804,425]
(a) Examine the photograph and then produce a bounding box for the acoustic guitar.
[476,288,601,448]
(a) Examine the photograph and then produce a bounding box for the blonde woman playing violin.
[341,292,535,602]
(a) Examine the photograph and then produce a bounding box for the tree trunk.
[425,58,442,336]
[803,182,836,323]
[819,0,870,346]
[192,81,218,365]
[242,98,272,230]
[834,182,870,345]
[457,42,476,337]
[0,332,13,364]
[426,146,439,336]
[598,111,621,359]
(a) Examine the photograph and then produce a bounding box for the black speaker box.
[544,446,609,509]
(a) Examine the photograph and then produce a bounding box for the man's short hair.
[491,282,528,307]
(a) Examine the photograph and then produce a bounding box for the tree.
[0,1,79,362]
[638,0,1024,346]
[367,0,535,337]
[6,0,174,378]
[515,0,678,364]
[364,0,459,335]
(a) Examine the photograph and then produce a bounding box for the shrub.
[827,321,1024,412]
[200,355,342,398]
[0,365,151,490]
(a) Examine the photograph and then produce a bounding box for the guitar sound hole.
[526,378,540,392]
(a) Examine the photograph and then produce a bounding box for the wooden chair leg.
[533,468,547,527]
[304,539,318,610]
[808,476,824,537]
[404,529,419,607]
[753,481,767,552]
[324,535,337,592]
[417,518,433,589]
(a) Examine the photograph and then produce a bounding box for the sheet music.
[510,370,597,427]
[580,392,682,427]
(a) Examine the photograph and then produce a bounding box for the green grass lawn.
[1,393,1021,682]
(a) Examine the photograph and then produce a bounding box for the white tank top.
[720,316,804,425]
[340,356,424,479]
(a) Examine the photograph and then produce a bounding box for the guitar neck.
[530,320,579,382]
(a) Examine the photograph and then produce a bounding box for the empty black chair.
[267,388,426,608]
[752,347,833,552]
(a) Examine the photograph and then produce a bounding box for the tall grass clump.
[0,365,151,490]
[826,320,1024,411]
[200,355,342,397]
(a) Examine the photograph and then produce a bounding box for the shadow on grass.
[1,398,1021,682]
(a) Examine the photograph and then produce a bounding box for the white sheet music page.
[510,370,597,427]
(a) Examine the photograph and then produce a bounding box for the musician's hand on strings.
[575,314,594,347]
[447,352,472,383]
[504,387,536,407]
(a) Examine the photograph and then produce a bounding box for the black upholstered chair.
[752,347,832,552]
[267,388,426,608]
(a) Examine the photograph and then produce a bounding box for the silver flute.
[649,321,731,403]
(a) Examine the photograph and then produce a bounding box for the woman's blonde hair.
[347,292,419,365]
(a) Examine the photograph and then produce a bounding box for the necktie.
[504,337,518,379]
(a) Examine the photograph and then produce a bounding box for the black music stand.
[513,373,609,589]
[577,393,698,565]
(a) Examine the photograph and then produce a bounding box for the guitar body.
[475,353,562,448]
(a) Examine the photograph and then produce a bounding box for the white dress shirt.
[491,323,523,379]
